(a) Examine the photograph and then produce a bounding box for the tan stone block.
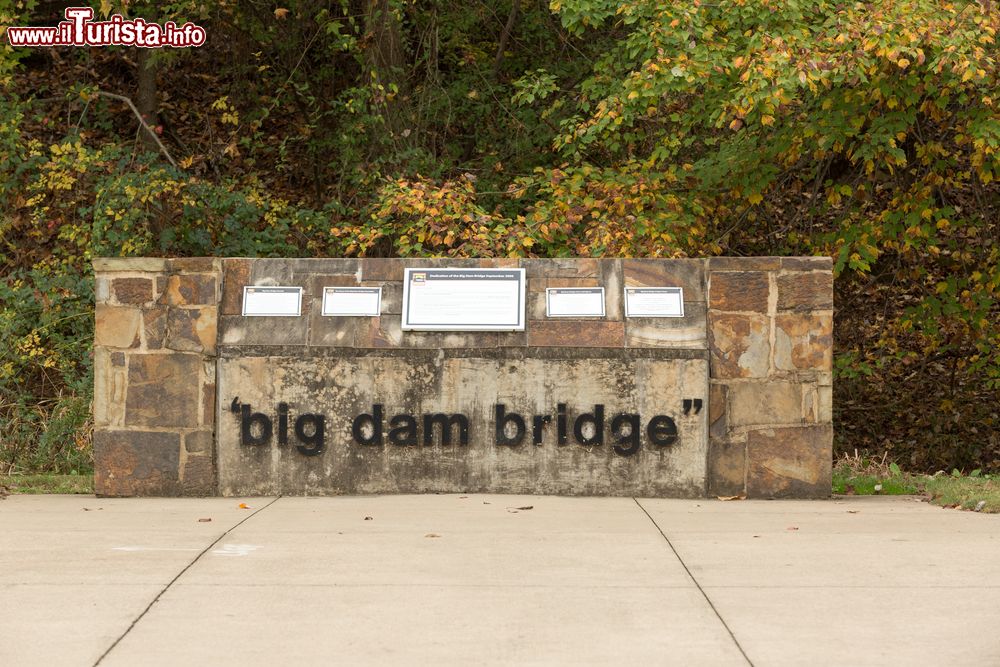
[93,257,167,272]
[774,313,833,372]
[521,258,600,281]
[182,454,216,495]
[622,259,705,301]
[362,258,406,282]
[166,307,217,354]
[94,430,181,497]
[746,425,832,498]
[708,257,781,271]
[818,385,833,423]
[625,303,708,349]
[709,383,727,439]
[709,271,770,312]
[781,256,833,271]
[168,257,217,272]
[95,277,110,303]
[358,317,498,349]
[728,381,803,427]
[159,274,217,306]
[546,278,601,288]
[125,354,201,428]
[220,259,250,315]
[708,438,746,497]
[777,272,833,310]
[481,258,520,268]
[708,312,769,378]
[527,320,625,347]
[95,305,141,349]
[219,315,308,347]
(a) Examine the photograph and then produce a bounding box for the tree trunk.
[135,48,158,151]
[365,0,406,138]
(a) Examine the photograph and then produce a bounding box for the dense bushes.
[1,0,997,474]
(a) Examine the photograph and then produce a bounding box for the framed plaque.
[545,287,606,318]
[624,287,684,318]
[322,286,381,317]
[402,268,526,331]
[242,286,303,317]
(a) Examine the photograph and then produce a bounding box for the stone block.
[777,272,833,311]
[94,430,181,496]
[159,274,217,306]
[600,260,624,320]
[818,385,833,423]
[111,278,152,305]
[359,317,498,349]
[202,381,216,425]
[184,430,214,454]
[708,438,746,497]
[521,258,600,281]
[709,271,770,312]
[143,307,167,349]
[546,278,601,289]
[625,303,708,349]
[219,314,308,347]
[496,331,528,347]
[168,257,217,272]
[708,257,781,271]
[622,258,705,301]
[93,257,167,273]
[96,277,110,303]
[361,258,406,282]
[527,320,625,347]
[95,305,141,349]
[182,455,216,495]
[746,425,832,498]
[309,314,367,347]
[728,381,803,427]
[221,259,251,315]
[166,307,217,354]
[125,353,201,428]
[708,312,769,378]
[774,313,833,372]
[527,292,547,320]
[112,352,125,366]
[781,256,833,271]
[709,383,727,439]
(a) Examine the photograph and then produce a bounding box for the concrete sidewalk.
[1,495,998,666]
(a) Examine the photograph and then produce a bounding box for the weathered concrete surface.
[3,495,999,667]
[216,349,708,496]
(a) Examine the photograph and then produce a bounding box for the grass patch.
[834,453,1000,513]
[1,473,93,495]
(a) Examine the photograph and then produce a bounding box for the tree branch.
[93,91,179,169]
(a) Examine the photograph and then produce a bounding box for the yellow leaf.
[748,193,763,205]
[897,58,910,69]
[627,90,639,100]
[521,237,535,248]
[761,115,774,126]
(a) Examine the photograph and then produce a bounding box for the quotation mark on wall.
[682,399,703,416]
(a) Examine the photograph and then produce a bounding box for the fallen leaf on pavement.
[716,495,745,501]
[364,516,373,520]
[787,526,799,531]
[238,503,250,509]
[198,518,212,522]
[425,533,441,538]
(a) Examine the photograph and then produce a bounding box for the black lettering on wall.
[240,404,272,446]
[352,405,384,446]
[556,403,568,445]
[573,405,605,446]
[423,413,469,446]
[277,402,289,446]
[495,404,525,446]
[610,413,641,457]
[532,415,552,446]
[295,414,325,456]
[647,415,678,447]
[389,414,418,446]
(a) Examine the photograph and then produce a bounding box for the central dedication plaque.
[402,268,526,331]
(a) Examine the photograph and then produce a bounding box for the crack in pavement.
[633,497,754,666]
[93,496,282,666]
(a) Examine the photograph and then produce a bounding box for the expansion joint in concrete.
[92,496,283,666]
[632,497,754,667]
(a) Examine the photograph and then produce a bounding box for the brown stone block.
[708,257,782,271]
[94,430,181,496]
[709,383,728,439]
[362,258,407,281]
[143,307,167,349]
[708,438,746,497]
[781,256,833,271]
[359,317,498,348]
[166,307,217,354]
[219,314,309,346]
[184,430,214,454]
[111,352,126,366]
[728,381,803,427]
[521,258,600,281]
[125,354,201,428]
[95,305,141,349]
[160,274,217,306]
[496,331,528,347]
[774,313,833,372]
[622,259,706,301]
[481,258,520,268]
[777,272,833,311]
[708,271,770,312]
[168,257,217,272]
[309,314,367,347]
[112,278,153,305]
[182,454,216,495]
[747,425,832,498]
[546,278,601,288]
[221,259,251,315]
[527,320,625,347]
[708,312,769,378]
[202,382,216,425]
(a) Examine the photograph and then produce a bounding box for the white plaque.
[322,287,381,317]
[546,287,606,318]
[242,286,302,317]
[402,268,526,331]
[624,287,684,318]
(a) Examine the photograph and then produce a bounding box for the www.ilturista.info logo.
[5,7,206,48]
